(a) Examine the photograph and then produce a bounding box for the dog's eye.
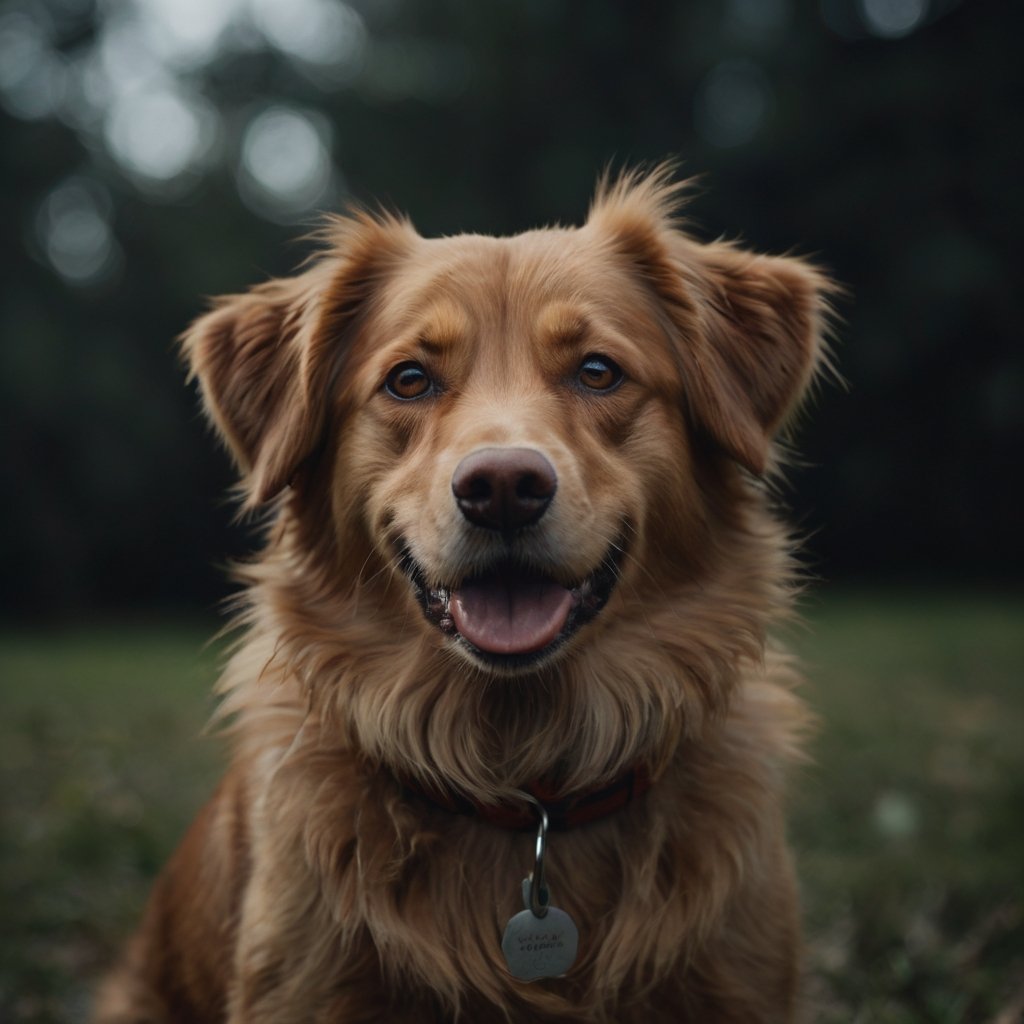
[577,355,623,392]
[384,362,433,400]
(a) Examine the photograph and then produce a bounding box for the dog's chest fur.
[210,652,805,1023]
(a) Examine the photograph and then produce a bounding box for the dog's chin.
[398,543,623,674]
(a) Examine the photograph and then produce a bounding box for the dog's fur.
[95,167,832,1023]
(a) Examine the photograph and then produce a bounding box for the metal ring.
[515,791,550,918]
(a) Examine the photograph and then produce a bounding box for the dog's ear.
[588,167,832,475]
[182,212,413,507]
[676,242,832,475]
[181,270,329,508]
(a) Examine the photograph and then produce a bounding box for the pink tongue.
[450,571,573,655]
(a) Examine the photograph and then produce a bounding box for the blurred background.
[1,0,1021,1021]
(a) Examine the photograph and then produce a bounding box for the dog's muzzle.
[396,446,624,669]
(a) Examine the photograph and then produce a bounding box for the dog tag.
[500,792,579,981]
[501,879,579,981]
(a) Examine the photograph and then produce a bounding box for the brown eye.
[385,361,433,400]
[577,355,623,392]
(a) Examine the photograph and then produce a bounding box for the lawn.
[1,593,1021,1022]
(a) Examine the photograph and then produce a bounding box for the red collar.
[403,766,652,831]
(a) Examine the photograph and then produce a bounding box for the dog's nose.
[452,447,557,532]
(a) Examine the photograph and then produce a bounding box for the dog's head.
[184,167,830,788]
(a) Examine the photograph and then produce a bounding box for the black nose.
[451,447,557,532]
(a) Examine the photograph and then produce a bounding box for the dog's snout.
[452,447,557,532]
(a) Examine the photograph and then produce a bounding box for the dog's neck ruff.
[404,766,652,831]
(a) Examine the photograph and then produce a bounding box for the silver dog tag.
[501,879,579,981]
[500,793,579,981]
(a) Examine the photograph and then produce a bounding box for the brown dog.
[95,167,831,1023]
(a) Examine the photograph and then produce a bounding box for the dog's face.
[338,225,702,675]
[184,169,829,782]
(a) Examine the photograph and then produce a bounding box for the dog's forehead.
[373,228,659,343]
[439,228,627,297]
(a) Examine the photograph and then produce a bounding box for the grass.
[1,593,1022,1022]
[790,593,1024,1022]
[0,625,222,1023]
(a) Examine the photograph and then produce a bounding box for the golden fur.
[95,167,831,1023]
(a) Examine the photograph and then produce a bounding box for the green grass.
[1,594,1022,1022]
[789,593,1024,1022]
[0,624,223,1023]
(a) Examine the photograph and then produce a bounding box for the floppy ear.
[588,167,832,475]
[181,270,329,508]
[677,242,832,475]
[182,212,413,507]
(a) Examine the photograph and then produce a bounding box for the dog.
[94,166,831,1023]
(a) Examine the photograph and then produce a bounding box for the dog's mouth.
[398,545,623,668]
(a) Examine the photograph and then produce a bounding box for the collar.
[402,765,652,831]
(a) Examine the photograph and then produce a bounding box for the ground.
[1,592,1021,1022]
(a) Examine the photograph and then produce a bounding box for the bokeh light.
[249,0,366,81]
[132,0,244,68]
[860,0,929,38]
[104,88,219,187]
[0,10,68,120]
[2,0,363,212]
[237,105,336,221]
[35,178,122,287]
[694,59,772,148]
